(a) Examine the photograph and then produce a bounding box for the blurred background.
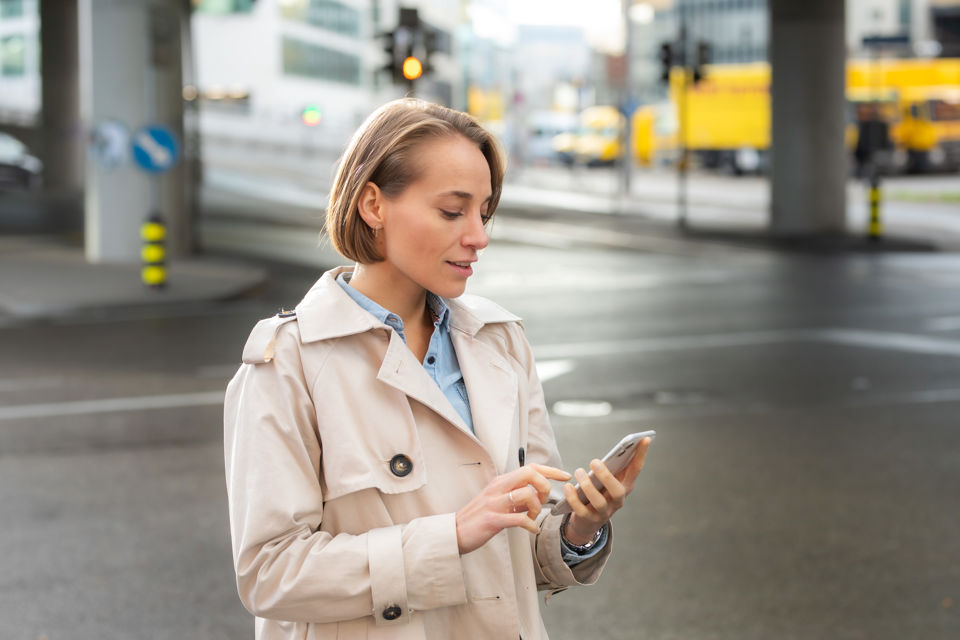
[1,1,960,639]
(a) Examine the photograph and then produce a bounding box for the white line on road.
[924,316,960,332]
[534,329,807,359]
[815,328,960,357]
[0,391,225,422]
[535,359,576,383]
[534,327,960,360]
[0,376,64,393]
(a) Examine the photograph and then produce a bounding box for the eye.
[440,209,462,219]
[481,213,494,226]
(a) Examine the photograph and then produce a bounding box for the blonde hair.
[325,98,505,263]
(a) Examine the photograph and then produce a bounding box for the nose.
[463,211,489,251]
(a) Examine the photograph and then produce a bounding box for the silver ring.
[508,490,517,512]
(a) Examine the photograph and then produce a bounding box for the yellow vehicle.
[847,58,960,171]
[639,58,960,173]
[553,105,661,167]
[552,106,623,166]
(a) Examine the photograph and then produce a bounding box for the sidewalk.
[0,235,267,322]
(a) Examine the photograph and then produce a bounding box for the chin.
[431,280,468,299]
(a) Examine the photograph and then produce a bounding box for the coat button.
[382,605,402,621]
[389,454,413,477]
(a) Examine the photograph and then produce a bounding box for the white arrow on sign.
[134,130,172,166]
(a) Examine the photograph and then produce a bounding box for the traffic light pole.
[619,0,633,203]
[677,21,689,230]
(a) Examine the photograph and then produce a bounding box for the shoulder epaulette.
[241,309,299,364]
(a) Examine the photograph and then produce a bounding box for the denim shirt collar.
[336,271,450,339]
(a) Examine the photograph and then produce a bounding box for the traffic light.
[659,42,673,84]
[402,56,423,81]
[693,41,710,84]
[379,8,448,89]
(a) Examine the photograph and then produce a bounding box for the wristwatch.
[560,515,603,553]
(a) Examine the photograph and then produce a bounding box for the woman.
[224,98,652,639]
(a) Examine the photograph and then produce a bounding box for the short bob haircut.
[325,98,505,264]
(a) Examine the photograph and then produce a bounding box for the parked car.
[0,132,43,190]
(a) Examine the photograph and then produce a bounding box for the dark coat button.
[383,605,402,620]
[389,454,412,477]
[518,447,525,466]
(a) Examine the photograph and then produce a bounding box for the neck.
[349,262,429,327]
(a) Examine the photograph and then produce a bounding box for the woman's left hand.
[561,436,653,545]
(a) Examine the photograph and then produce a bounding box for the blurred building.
[0,0,40,124]
[191,0,460,154]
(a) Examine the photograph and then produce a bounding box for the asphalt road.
[2,230,960,638]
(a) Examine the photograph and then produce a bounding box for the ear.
[357,182,386,231]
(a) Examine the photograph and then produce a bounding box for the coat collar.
[296,267,523,472]
[295,266,520,344]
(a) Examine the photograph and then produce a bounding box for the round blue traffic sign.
[131,125,180,173]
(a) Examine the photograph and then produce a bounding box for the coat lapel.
[376,331,477,441]
[452,330,519,474]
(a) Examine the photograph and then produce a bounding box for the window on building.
[0,0,24,19]
[193,0,255,14]
[1,34,25,76]
[280,0,360,38]
[282,36,361,85]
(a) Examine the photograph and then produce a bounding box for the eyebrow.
[438,190,493,203]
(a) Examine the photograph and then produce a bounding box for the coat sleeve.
[501,322,613,591]
[223,325,467,625]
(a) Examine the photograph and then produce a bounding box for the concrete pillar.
[78,0,188,263]
[39,0,84,195]
[769,0,847,237]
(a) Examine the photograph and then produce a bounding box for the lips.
[446,260,475,276]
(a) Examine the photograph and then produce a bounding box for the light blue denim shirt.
[337,272,473,431]
[335,272,607,564]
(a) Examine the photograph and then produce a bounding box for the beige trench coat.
[224,267,612,639]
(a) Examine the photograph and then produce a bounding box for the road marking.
[552,386,960,426]
[534,327,960,359]
[535,359,575,382]
[0,391,225,422]
[0,376,64,393]
[552,400,612,418]
[815,328,960,357]
[534,329,804,359]
[924,316,960,332]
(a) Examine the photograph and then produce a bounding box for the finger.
[507,465,564,502]
[502,511,539,535]
[527,463,572,483]
[589,459,626,502]
[563,482,596,520]
[617,438,652,485]
[514,485,543,519]
[575,467,609,512]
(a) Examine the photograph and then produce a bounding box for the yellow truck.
[636,58,960,173]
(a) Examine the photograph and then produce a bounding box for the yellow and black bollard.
[141,214,167,289]
[867,171,883,242]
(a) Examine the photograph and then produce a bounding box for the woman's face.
[378,134,493,299]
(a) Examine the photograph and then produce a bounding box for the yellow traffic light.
[402,56,423,81]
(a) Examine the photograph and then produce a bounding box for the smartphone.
[550,430,656,516]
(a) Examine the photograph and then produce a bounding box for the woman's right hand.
[455,463,571,554]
